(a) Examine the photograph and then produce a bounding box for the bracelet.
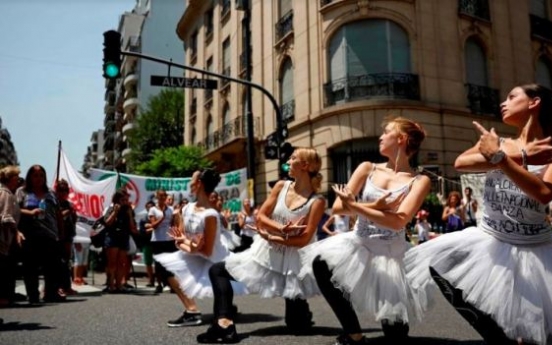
[521,148,527,169]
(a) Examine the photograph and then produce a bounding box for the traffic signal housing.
[103,30,122,79]
[279,142,295,179]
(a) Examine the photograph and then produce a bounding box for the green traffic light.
[281,163,290,172]
[104,63,120,78]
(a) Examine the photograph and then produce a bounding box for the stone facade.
[177,0,552,201]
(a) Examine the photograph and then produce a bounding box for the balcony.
[275,10,294,42]
[465,83,500,117]
[280,99,295,124]
[104,101,115,114]
[123,97,139,113]
[104,113,115,127]
[324,73,420,106]
[124,72,138,88]
[458,0,490,21]
[320,0,334,6]
[200,115,259,152]
[530,15,552,42]
[122,122,135,135]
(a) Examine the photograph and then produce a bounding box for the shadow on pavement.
[245,325,378,337]
[0,321,54,332]
[199,313,282,325]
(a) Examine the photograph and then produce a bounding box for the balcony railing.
[530,14,552,42]
[324,73,420,106]
[201,115,259,151]
[190,98,197,115]
[465,83,500,117]
[280,99,295,123]
[320,0,334,7]
[276,10,294,42]
[458,0,490,21]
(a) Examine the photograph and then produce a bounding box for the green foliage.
[127,89,184,167]
[134,146,213,177]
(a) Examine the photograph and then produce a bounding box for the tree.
[134,146,213,177]
[0,117,19,167]
[127,89,184,167]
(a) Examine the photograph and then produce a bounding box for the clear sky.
[0,0,135,181]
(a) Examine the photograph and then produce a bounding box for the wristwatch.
[489,150,506,164]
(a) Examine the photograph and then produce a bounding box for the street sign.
[150,76,218,89]
[264,131,278,160]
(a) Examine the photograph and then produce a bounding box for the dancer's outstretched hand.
[370,191,405,211]
[280,217,306,234]
[168,226,185,243]
[524,137,552,165]
[332,184,355,204]
[473,121,501,161]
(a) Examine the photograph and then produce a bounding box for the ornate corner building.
[177,0,552,201]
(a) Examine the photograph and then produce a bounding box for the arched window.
[465,37,488,86]
[222,103,230,126]
[279,57,294,123]
[328,19,410,81]
[464,37,499,116]
[536,57,552,89]
[191,127,196,145]
[326,19,417,104]
[206,115,213,137]
[530,0,548,17]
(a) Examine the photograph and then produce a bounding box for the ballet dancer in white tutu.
[405,84,552,345]
[299,116,431,344]
[155,169,246,327]
[196,147,326,343]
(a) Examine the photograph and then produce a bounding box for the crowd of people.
[2,83,552,344]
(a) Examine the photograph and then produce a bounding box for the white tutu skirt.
[224,236,319,299]
[405,227,552,344]
[154,251,248,299]
[220,230,241,251]
[299,232,424,324]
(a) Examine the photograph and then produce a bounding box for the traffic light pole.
[120,50,284,196]
[242,0,256,200]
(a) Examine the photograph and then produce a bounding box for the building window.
[279,57,295,123]
[222,38,231,88]
[536,56,552,89]
[190,30,198,64]
[464,37,499,116]
[465,38,488,86]
[324,19,419,105]
[222,103,230,126]
[191,128,196,145]
[276,0,293,41]
[207,115,214,138]
[530,0,548,17]
[458,0,491,21]
[529,0,552,41]
[205,8,214,42]
[205,57,214,102]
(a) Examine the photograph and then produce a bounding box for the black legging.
[209,261,313,328]
[151,241,177,285]
[209,261,236,319]
[312,255,362,335]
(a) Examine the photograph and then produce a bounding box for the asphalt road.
[0,274,485,345]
